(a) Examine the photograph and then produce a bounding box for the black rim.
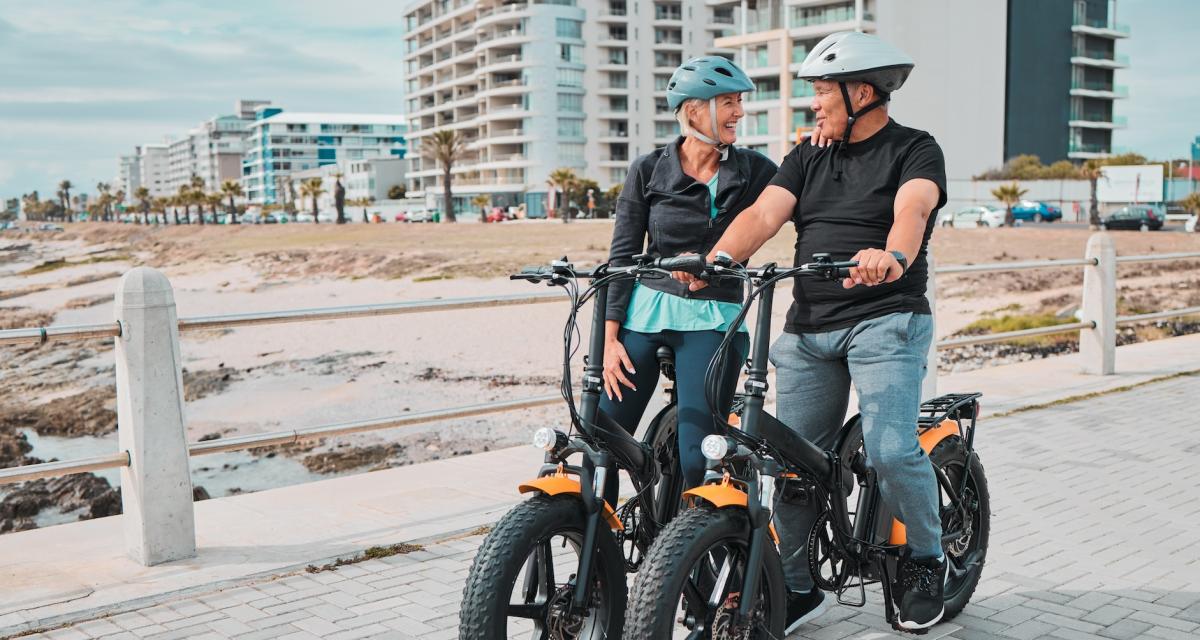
[673,539,774,640]
[506,531,609,640]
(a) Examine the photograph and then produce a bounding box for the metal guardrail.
[2,250,1199,490]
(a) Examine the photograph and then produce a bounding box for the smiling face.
[684,93,745,145]
[810,79,880,140]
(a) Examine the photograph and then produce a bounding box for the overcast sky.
[0,0,1194,202]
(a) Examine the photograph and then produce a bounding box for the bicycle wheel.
[459,495,626,640]
[624,504,786,639]
[930,436,990,620]
[647,404,684,525]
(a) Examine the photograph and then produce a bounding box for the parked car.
[36,223,65,232]
[405,210,431,223]
[1010,200,1063,223]
[394,212,407,223]
[317,212,337,224]
[295,213,315,223]
[1100,205,1164,231]
[938,206,1006,228]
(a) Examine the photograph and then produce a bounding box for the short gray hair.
[675,98,707,136]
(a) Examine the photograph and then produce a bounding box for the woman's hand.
[603,335,638,401]
[670,251,700,286]
[809,125,833,148]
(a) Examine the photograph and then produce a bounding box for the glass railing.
[1072,11,1132,35]
[1069,142,1110,154]
[1074,49,1130,65]
[1070,80,1129,97]
[791,82,815,98]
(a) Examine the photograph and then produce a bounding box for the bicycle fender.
[683,485,780,544]
[518,476,624,531]
[889,419,962,545]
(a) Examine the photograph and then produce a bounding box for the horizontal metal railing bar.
[1115,252,1200,264]
[936,321,1095,349]
[177,292,565,333]
[1116,306,1200,325]
[187,394,563,456]
[935,258,1097,275]
[0,322,121,347]
[0,452,129,486]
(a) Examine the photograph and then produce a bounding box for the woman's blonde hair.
[675,98,707,137]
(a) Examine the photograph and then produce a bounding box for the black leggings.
[596,328,749,506]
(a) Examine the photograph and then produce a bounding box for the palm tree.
[175,186,192,224]
[188,176,207,225]
[1080,159,1105,229]
[991,182,1028,227]
[472,194,491,223]
[547,168,579,223]
[134,187,151,225]
[1181,193,1200,232]
[220,180,243,224]
[332,172,347,224]
[96,182,112,221]
[113,190,126,222]
[58,180,72,220]
[298,178,325,224]
[425,129,467,223]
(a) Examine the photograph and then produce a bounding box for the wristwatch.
[889,250,908,276]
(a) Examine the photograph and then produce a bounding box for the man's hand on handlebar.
[843,248,903,289]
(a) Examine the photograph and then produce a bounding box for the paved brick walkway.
[17,375,1200,640]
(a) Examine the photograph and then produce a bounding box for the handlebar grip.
[655,255,706,275]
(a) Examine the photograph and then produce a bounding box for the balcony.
[1072,9,1131,39]
[1068,142,1112,159]
[1070,80,1129,99]
[1071,49,1130,69]
[1069,112,1127,129]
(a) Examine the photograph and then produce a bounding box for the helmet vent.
[824,53,837,62]
[667,81,676,90]
[682,65,696,71]
[703,78,716,86]
[714,67,733,77]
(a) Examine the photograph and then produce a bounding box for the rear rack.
[918,393,982,427]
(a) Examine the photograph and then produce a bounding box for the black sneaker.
[895,554,947,632]
[784,588,827,634]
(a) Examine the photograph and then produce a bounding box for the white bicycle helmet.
[798,32,915,179]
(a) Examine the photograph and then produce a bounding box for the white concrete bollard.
[1080,233,1116,375]
[923,256,938,400]
[114,267,197,565]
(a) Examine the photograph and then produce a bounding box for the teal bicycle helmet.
[666,56,754,157]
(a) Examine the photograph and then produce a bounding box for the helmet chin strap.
[686,98,730,161]
[831,82,888,181]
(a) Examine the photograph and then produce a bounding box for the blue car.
[1009,200,1063,223]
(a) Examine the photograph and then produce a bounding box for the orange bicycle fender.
[518,476,624,531]
[683,484,780,545]
[889,419,962,545]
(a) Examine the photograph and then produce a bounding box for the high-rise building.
[137,144,171,199]
[714,0,1130,179]
[401,0,738,217]
[241,109,408,205]
[117,153,141,196]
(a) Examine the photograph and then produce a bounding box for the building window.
[654,122,676,138]
[558,93,584,112]
[607,48,628,65]
[555,18,582,38]
[654,3,681,20]
[560,44,583,63]
[560,143,585,164]
[792,109,815,129]
[557,68,584,87]
[790,2,855,28]
[610,167,628,185]
[558,118,584,137]
[654,51,681,68]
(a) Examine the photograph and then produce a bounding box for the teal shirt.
[623,174,747,334]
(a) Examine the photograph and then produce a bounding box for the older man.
[688,31,948,632]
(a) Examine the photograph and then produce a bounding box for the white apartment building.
[290,157,408,212]
[137,144,171,199]
[714,0,1130,180]
[402,0,739,217]
[116,153,141,196]
[241,109,408,206]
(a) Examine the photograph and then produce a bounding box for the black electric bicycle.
[459,255,731,640]
[624,255,991,638]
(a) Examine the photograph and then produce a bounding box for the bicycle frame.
[684,259,983,626]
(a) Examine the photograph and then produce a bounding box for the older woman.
[600,56,777,504]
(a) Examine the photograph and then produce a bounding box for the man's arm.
[685,185,796,291]
[843,178,941,288]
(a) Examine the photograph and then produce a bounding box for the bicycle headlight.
[701,435,730,461]
[532,427,558,451]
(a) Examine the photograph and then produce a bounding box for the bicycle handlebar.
[509,254,859,284]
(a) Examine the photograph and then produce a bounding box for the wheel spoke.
[682,577,710,623]
[521,553,539,603]
[508,602,548,620]
[537,538,556,597]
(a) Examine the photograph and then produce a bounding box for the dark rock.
[192,486,211,501]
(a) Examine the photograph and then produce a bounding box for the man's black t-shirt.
[768,118,947,334]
